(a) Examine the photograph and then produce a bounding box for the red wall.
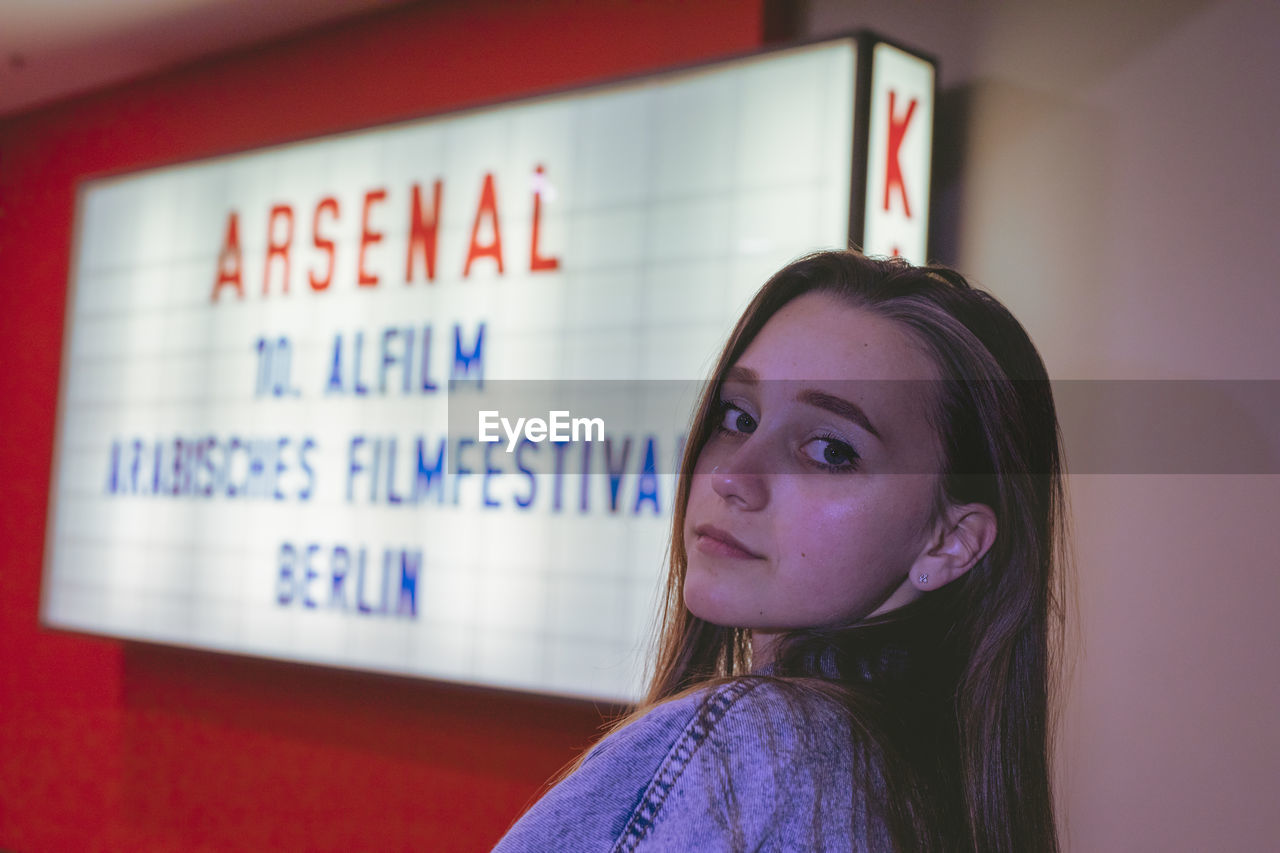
[0,2,761,849]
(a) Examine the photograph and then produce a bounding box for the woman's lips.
[692,524,764,559]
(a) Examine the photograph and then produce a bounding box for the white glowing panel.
[43,40,857,701]
[862,41,935,264]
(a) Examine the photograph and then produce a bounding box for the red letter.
[357,188,387,288]
[406,180,442,284]
[310,196,339,292]
[883,91,917,218]
[464,172,504,277]
[263,204,294,296]
[529,164,560,273]
[211,211,243,302]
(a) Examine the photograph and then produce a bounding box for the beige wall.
[807,1,1280,850]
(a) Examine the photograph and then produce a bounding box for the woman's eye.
[801,436,860,471]
[716,401,757,434]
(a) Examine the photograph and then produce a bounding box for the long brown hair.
[641,251,1070,853]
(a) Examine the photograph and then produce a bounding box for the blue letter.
[326,333,344,394]
[331,545,350,610]
[401,328,415,393]
[551,440,570,512]
[515,439,538,509]
[298,437,316,501]
[604,436,631,513]
[274,436,290,501]
[398,550,420,618]
[277,543,296,605]
[415,437,446,504]
[452,322,485,387]
[353,331,369,396]
[386,437,404,505]
[302,543,320,608]
[380,327,400,394]
[347,436,366,502]
[419,325,437,392]
[634,436,661,515]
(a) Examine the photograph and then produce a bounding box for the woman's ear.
[910,503,997,591]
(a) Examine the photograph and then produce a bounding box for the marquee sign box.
[43,36,935,700]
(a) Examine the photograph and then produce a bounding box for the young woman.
[495,250,1069,852]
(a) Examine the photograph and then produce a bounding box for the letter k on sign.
[883,90,917,219]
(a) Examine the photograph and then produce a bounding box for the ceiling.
[0,0,411,117]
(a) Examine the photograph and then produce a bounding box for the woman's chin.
[683,574,741,627]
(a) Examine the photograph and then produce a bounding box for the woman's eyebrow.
[796,389,882,440]
[726,365,881,439]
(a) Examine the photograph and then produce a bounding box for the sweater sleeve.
[617,679,891,853]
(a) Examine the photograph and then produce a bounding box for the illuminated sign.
[860,40,936,263]
[43,35,933,700]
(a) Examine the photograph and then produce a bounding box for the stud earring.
[917,573,928,585]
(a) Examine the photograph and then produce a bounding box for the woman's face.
[683,291,946,639]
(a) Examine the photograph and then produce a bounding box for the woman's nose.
[710,447,768,510]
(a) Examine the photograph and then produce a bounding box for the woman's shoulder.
[618,677,888,851]
[494,677,890,852]
[582,676,858,788]
[633,677,855,761]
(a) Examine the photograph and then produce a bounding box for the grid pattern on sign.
[44,41,856,701]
